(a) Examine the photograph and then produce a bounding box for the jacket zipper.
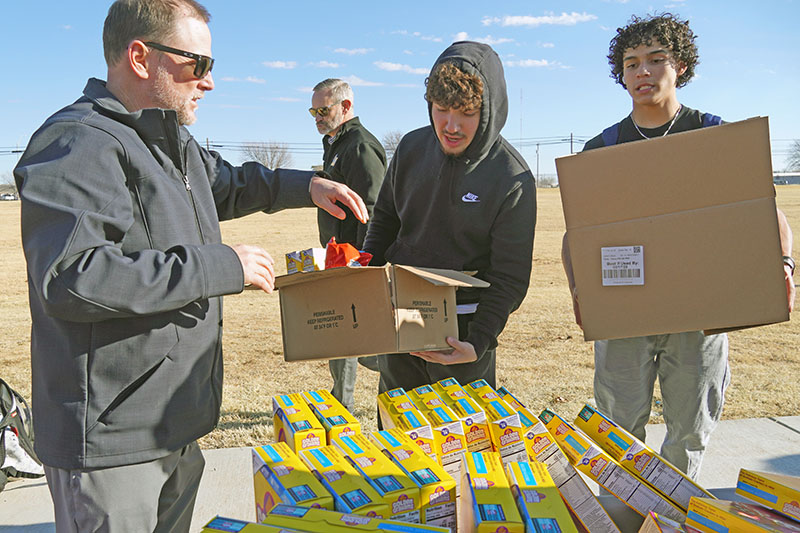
[176,130,205,243]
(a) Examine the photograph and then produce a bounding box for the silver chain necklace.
[631,105,683,139]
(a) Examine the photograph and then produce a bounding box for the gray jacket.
[14,78,313,469]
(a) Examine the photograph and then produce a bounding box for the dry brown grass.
[2,188,799,450]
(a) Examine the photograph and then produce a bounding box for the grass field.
[1,187,798,449]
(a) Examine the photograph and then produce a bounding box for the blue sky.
[1,1,798,181]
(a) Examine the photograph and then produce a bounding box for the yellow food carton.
[261,504,450,533]
[497,389,620,532]
[434,377,493,453]
[370,429,457,530]
[539,409,685,523]
[301,247,326,272]
[272,393,325,453]
[686,498,800,533]
[408,384,468,484]
[460,451,525,533]
[302,389,361,444]
[252,443,333,522]
[377,388,437,462]
[464,380,528,464]
[505,461,579,532]
[575,404,714,511]
[333,433,422,523]
[202,516,305,532]
[298,445,389,518]
[737,469,800,522]
[285,250,304,275]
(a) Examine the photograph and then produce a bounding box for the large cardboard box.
[276,265,488,360]
[557,117,788,340]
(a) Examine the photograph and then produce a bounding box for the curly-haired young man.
[562,13,795,480]
[364,41,536,394]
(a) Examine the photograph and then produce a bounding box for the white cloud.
[374,61,428,75]
[334,48,372,55]
[505,59,561,68]
[392,30,442,43]
[482,12,597,27]
[61,25,72,30]
[297,87,314,94]
[403,50,414,55]
[342,75,384,87]
[272,97,302,102]
[220,76,267,84]
[310,61,340,68]
[541,42,555,48]
[453,32,514,46]
[262,61,297,69]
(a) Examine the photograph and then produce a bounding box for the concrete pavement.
[1,416,798,532]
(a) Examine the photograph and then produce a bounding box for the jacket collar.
[323,116,361,146]
[83,78,190,170]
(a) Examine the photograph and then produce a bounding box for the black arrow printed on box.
[351,304,357,323]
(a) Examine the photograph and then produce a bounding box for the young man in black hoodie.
[364,41,536,393]
[562,13,795,480]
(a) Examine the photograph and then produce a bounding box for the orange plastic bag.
[324,238,372,269]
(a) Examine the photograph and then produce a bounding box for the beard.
[316,108,344,136]
[152,64,196,126]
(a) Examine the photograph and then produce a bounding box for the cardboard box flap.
[395,265,490,288]
[557,117,774,230]
[275,265,384,289]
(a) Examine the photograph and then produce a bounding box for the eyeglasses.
[308,101,342,118]
[144,41,215,79]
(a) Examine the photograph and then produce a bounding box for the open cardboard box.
[275,264,488,361]
[557,117,789,341]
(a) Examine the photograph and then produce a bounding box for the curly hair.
[425,61,483,111]
[608,13,699,89]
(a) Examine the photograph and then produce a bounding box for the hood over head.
[427,41,508,163]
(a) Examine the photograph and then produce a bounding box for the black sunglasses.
[308,101,342,118]
[144,41,214,79]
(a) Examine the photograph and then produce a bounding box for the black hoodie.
[364,41,537,360]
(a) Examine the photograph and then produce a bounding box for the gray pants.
[329,355,379,411]
[594,331,729,480]
[44,441,205,533]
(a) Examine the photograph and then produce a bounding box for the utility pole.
[536,143,540,181]
[570,133,574,154]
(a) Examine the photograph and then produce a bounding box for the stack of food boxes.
[497,388,620,532]
[539,408,686,522]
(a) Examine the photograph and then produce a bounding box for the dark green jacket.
[318,117,386,248]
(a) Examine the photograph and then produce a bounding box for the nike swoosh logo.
[462,192,480,203]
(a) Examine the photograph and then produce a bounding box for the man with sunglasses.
[310,78,386,412]
[13,1,367,531]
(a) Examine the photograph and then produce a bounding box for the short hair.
[425,61,483,111]
[103,0,211,66]
[312,79,354,105]
[608,13,699,89]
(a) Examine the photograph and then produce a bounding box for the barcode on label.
[603,269,642,279]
